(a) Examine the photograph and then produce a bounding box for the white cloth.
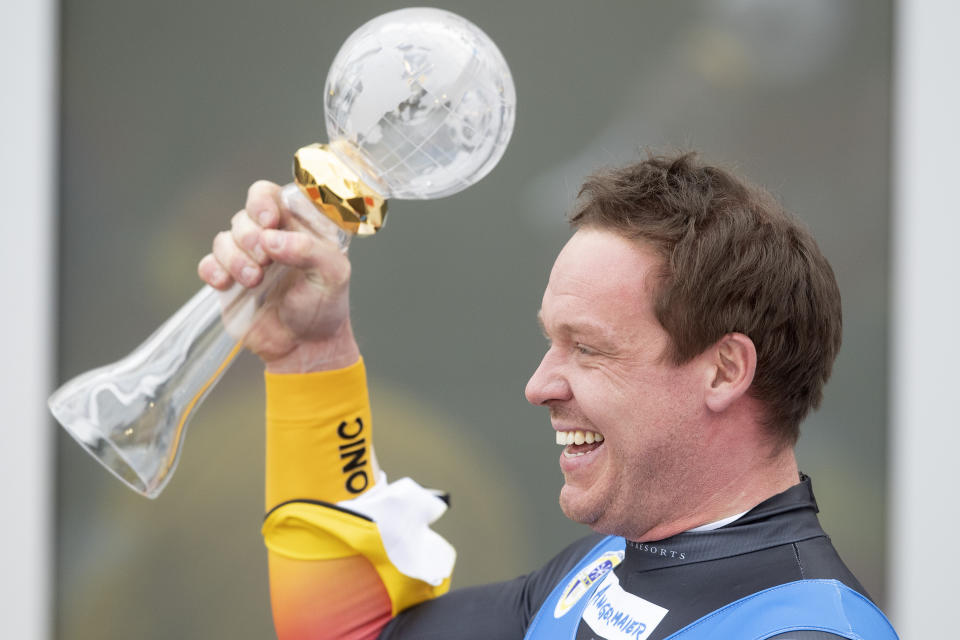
[338,472,456,586]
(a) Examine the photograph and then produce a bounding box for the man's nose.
[525,350,571,406]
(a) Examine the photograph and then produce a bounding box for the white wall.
[0,1,57,638]
[890,0,960,635]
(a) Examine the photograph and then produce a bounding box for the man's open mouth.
[555,430,604,457]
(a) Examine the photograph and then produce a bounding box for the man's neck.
[630,447,800,542]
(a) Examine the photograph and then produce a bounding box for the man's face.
[525,228,710,540]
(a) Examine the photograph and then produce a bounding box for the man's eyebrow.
[536,311,615,343]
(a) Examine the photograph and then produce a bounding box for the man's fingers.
[198,253,232,290]
[262,229,349,282]
[231,209,270,265]
[245,180,282,228]
[200,181,348,300]
[213,229,263,288]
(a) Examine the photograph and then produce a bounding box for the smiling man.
[199,153,897,639]
[528,228,798,544]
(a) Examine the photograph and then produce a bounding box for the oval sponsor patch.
[553,550,625,618]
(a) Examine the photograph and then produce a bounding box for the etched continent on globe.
[323,8,516,200]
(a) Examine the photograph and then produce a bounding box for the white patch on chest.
[581,571,669,640]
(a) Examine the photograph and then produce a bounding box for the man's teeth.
[555,430,604,446]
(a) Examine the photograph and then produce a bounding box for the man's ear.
[705,333,757,413]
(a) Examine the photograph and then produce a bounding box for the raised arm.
[198,181,450,639]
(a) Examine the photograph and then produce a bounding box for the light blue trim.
[663,579,899,640]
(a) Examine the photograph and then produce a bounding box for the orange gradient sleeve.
[264,358,389,640]
[262,359,448,640]
[268,554,392,640]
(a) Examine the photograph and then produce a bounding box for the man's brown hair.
[570,152,842,447]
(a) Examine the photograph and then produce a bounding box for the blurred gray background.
[55,1,891,637]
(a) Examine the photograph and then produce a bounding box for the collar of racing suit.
[620,474,823,572]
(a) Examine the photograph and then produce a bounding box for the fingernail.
[265,231,284,250]
[258,210,273,226]
[252,242,267,263]
[241,266,257,284]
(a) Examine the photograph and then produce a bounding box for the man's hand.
[197,180,360,373]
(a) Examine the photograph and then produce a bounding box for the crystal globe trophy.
[48,7,516,498]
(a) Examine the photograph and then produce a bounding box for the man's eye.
[575,343,596,356]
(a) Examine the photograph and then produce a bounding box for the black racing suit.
[380,475,875,640]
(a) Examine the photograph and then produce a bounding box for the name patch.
[581,571,668,640]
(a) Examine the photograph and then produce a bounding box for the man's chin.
[559,485,604,527]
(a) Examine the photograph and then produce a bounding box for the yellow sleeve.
[261,358,451,637]
[264,357,377,509]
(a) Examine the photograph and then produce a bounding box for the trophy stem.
[49,183,352,498]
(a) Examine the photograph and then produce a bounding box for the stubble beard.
[558,474,648,537]
[559,482,608,528]
[558,439,688,540]
[552,407,614,528]
[550,407,687,538]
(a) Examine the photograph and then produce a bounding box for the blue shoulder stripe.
[663,579,899,640]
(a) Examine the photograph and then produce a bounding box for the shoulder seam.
[792,541,806,580]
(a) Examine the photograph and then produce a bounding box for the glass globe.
[324,7,516,199]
